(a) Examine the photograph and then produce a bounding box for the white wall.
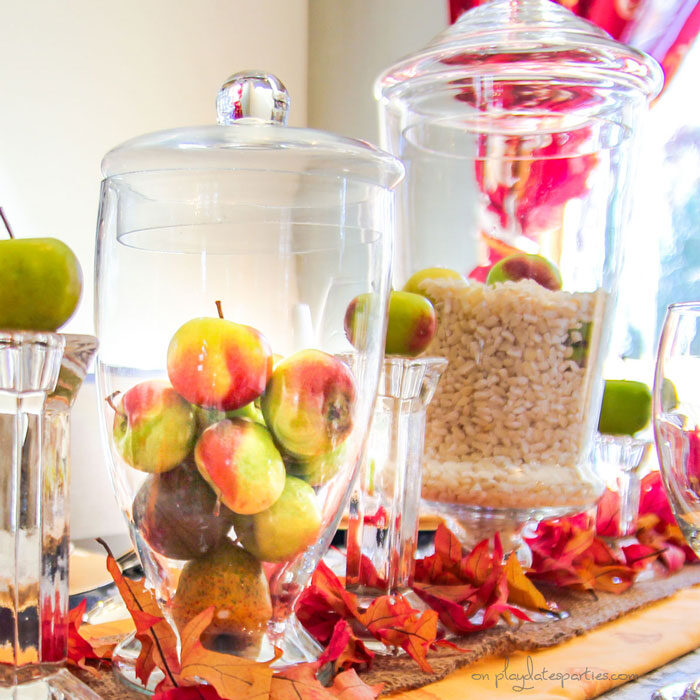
[0,0,308,336]
[307,0,448,144]
[0,0,308,541]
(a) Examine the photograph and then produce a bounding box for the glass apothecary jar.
[375,0,662,546]
[94,72,403,672]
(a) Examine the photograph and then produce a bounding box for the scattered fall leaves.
[69,470,696,700]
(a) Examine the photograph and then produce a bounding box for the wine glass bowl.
[652,301,700,700]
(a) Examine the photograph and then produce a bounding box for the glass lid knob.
[216,70,290,125]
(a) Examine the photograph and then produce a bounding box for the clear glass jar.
[375,0,662,541]
[94,72,403,670]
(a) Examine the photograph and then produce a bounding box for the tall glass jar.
[94,72,403,674]
[375,0,662,549]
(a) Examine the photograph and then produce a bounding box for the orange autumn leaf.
[357,596,438,673]
[329,669,383,700]
[270,662,381,700]
[271,662,338,700]
[178,607,274,700]
[98,538,180,687]
[504,552,550,611]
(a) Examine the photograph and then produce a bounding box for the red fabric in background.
[447,0,699,91]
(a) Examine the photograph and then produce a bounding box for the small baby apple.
[232,476,322,562]
[132,462,234,560]
[486,253,562,291]
[402,267,466,302]
[167,314,272,411]
[112,380,196,473]
[194,418,285,515]
[261,349,356,460]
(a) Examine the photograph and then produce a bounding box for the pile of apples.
[110,305,356,649]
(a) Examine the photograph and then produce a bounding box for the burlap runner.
[71,566,700,698]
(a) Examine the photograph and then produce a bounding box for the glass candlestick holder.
[345,356,447,603]
[594,433,652,540]
[0,331,99,700]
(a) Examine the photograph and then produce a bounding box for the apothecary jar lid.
[101,70,404,190]
[376,0,663,122]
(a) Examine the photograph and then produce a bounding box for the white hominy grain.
[418,277,606,509]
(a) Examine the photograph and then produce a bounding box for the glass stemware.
[652,301,700,700]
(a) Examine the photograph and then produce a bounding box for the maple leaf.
[98,538,180,687]
[177,607,274,700]
[153,685,224,700]
[503,552,550,611]
[595,488,622,537]
[271,662,339,700]
[66,598,100,672]
[357,596,438,673]
[317,620,374,672]
[461,537,492,585]
[270,662,382,700]
[329,669,383,700]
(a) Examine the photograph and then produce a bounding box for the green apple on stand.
[0,207,82,331]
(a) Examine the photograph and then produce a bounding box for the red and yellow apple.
[193,401,264,433]
[232,476,322,562]
[261,349,356,459]
[194,418,285,515]
[485,253,562,290]
[346,290,436,357]
[167,317,272,411]
[112,380,196,473]
[283,442,350,487]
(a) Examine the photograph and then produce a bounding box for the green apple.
[598,379,652,436]
[232,476,322,562]
[0,231,82,331]
[402,267,466,303]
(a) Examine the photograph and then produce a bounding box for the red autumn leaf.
[317,620,374,672]
[98,538,180,687]
[595,488,622,537]
[66,598,100,671]
[153,685,224,700]
[461,535,499,585]
[434,523,463,568]
[296,561,360,644]
[177,607,275,700]
[621,543,661,570]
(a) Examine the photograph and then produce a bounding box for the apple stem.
[0,208,14,239]
[215,300,224,319]
[105,390,126,417]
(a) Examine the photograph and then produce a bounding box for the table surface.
[600,649,700,699]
